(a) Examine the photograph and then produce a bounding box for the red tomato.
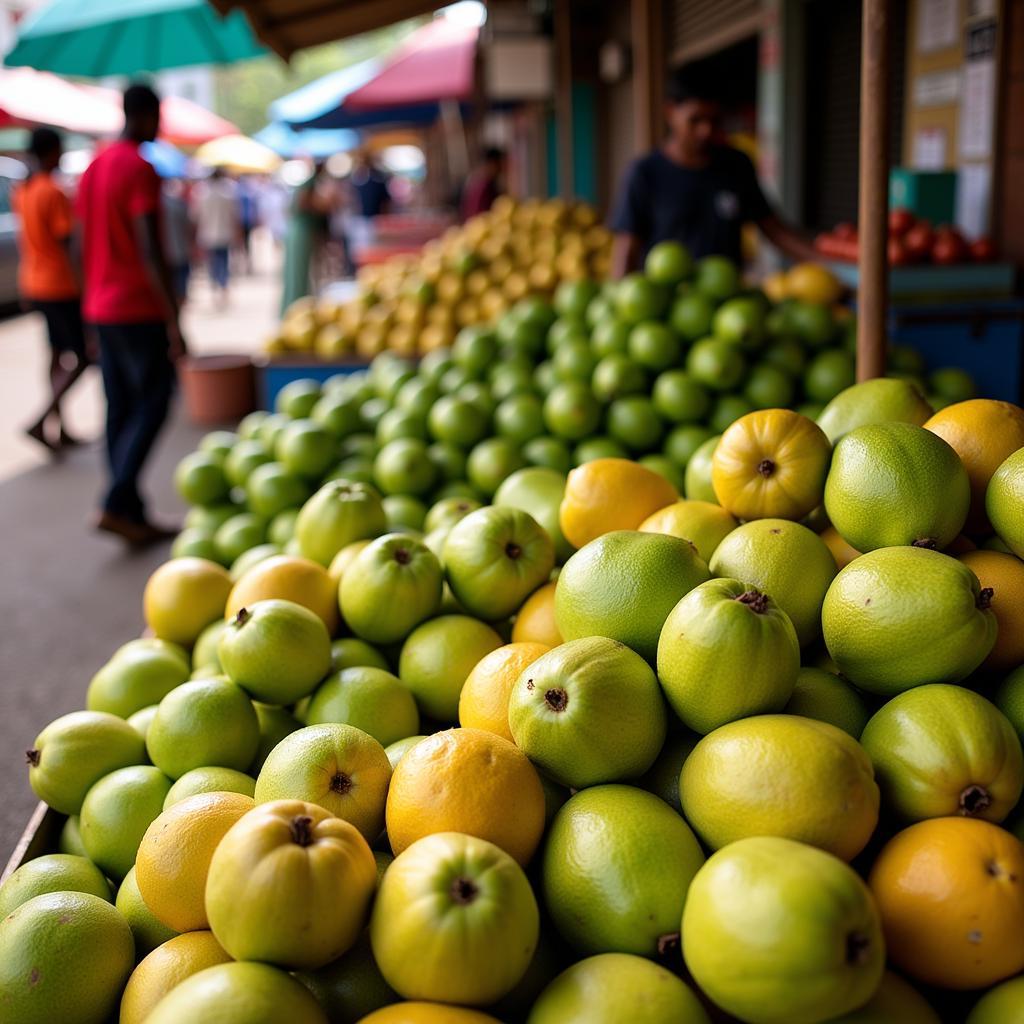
[902,223,934,263]
[888,237,911,265]
[970,237,997,263]
[834,222,858,242]
[932,233,969,265]
[888,208,915,237]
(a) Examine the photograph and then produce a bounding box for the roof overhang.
[209,0,443,60]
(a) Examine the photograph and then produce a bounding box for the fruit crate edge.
[253,357,373,412]
[2,802,60,884]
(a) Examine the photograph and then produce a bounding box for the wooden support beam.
[632,0,665,154]
[856,0,889,381]
[554,0,574,200]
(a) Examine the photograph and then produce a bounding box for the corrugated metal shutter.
[803,0,907,230]
[668,0,763,63]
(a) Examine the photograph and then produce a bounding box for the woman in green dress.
[280,162,331,315]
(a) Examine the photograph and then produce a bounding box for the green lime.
[607,396,664,452]
[652,370,711,423]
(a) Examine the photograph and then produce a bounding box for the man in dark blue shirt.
[611,67,817,276]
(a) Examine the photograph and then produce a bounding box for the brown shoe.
[95,512,178,548]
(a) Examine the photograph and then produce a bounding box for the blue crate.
[887,300,1024,403]
[255,358,370,411]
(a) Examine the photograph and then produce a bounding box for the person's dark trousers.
[95,322,175,523]
[208,247,230,289]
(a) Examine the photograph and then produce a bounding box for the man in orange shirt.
[14,127,89,453]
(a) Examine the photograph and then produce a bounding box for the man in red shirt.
[77,84,186,546]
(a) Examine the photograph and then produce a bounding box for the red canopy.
[159,96,238,147]
[344,19,478,112]
[0,68,236,144]
[0,67,123,135]
[79,84,238,147]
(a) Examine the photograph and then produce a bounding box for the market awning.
[344,19,477,111]
[209,0,441,60]
[140,139,190,178]
[78,84,239,147]
[194,133,283,174]
[5,0,265,77]
[268,57,382,126]
[277,20,477,132]
[0,67,123,135]
[253,122,359,159]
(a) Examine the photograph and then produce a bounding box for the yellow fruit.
[503,272,530,301]
[528,263,558,291]
[820,525,860,570]
[458,642,551,741]
[205,799,376,970]
[135,791,254,933]
[360,1005,501,1024]
[419,324,453,353]
[119,931,231,1024]
[479,288,507,320]
[870,817,1024,990]
[761,271,789,303]
[711,409,832,521]
[144,961,326,1023]
[638,499,738,563]
[327,539,373,590]
[681,714,879,861]
[511,581,563,647]
[370,832,538,1006]
[785,262,843,305]
[958,550,1024,670]
[227,555,339,634]
[386,728,546,866]
[560,458,677,549]
[925,399,1024,532]
[143,558,232,647]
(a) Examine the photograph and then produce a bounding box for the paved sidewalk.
[0,245,281,482]
[0,252,283,858]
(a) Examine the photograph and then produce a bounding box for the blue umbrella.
[253,122,359,160]
[140,139,189,178]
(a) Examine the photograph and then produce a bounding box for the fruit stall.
[6,223,1024,1020]
[811,206,1024,404]
[7,1,1024,1023]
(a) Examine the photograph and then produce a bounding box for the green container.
[889,168,956,225]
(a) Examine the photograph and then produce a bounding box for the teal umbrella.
[5,0,265,78]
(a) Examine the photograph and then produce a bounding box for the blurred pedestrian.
[261,177,288,249]
[77,83,185,546]
[350,149,391,220]
[237,174,259,274]
[161,177,193,305]
[280,160,332,314]
[344,150,391,259]
[13,127,90,454]
[461,147,505,220]
[193,167,239,307]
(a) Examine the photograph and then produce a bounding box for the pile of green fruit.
[172,245,977,569]
[6,380,1024,1023]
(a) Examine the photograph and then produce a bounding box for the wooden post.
[856,0,889,381]
[554,0,574,200]
[632,0,665,153]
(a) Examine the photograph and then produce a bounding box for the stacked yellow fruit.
[265,197,611,361]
